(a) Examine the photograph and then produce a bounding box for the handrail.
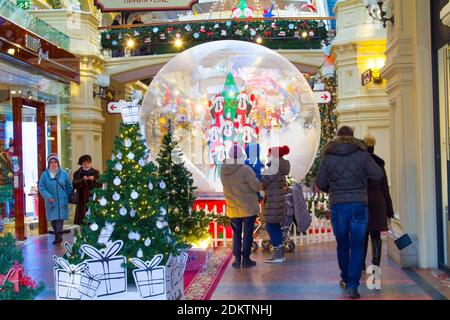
[0,0,70,50]
[99,16,336,31]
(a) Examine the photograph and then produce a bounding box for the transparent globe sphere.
[142,40,320,192]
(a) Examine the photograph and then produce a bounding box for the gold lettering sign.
[94,0,198,12]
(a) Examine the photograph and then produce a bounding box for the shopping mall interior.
[0,0,449,302]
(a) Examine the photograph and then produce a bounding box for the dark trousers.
[230,215,257,262]
[330,202,368,289]
[266,223,283,247]
[364,231,382,268]
[51,219,64,240]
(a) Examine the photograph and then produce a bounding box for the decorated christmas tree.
[305,73,338,187]
[156,122,212,246]
[70,97,183,268]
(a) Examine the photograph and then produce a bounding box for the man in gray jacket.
[316,126,383,299]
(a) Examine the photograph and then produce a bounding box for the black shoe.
[339,280,347,289]
[53,235,63,245]
[347,287,361,299]
[242,259,257,268]
[231,260,241,269]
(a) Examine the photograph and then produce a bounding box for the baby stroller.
[252,183,311,253]
[251,210,296,254]
[251,214,267,252]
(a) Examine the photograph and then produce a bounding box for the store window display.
[0,61,73,238]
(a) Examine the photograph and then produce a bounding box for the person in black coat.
[363,135,395,269]
[72,155,100,226]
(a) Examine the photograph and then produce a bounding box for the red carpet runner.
[184,246,232,300]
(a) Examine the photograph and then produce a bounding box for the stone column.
[331,0,391,178]
[381,0,438,268]
[71,56,105,171]
[30,9,106,171]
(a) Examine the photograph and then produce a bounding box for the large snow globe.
[142,40,320,192]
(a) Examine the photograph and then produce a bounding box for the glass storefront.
[0,58,72,238]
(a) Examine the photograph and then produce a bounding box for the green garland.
[101,19,330,55]
[304,74,338,187]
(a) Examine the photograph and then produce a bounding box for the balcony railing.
[0,0,70,50]
[99,17,335,58]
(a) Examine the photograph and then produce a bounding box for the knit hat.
[228,144,244,160]
[268,145,290,158]
[47,153,60,166]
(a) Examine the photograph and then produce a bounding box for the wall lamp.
[362,57,386,86]
[94,74,111,100]
[364,0,394,28]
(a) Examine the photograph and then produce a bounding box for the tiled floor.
[211,241,447,300]
[16,233,449,300]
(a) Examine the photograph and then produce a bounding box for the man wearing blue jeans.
[316,126,383,299]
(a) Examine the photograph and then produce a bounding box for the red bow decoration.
[207,31,214,37]
[264,31,272,37]
[167,27,173,33]
[0,261,25,293]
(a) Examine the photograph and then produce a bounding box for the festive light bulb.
[174,39,183,48]
[126,39,135,48]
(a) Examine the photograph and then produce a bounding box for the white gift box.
[81,241,127,298]
[131,252,188,300]
[119,98,141,125]
[167,252,188,300]
[79,269,102,298]
[53,256,87,300]
[131,255,166,299]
